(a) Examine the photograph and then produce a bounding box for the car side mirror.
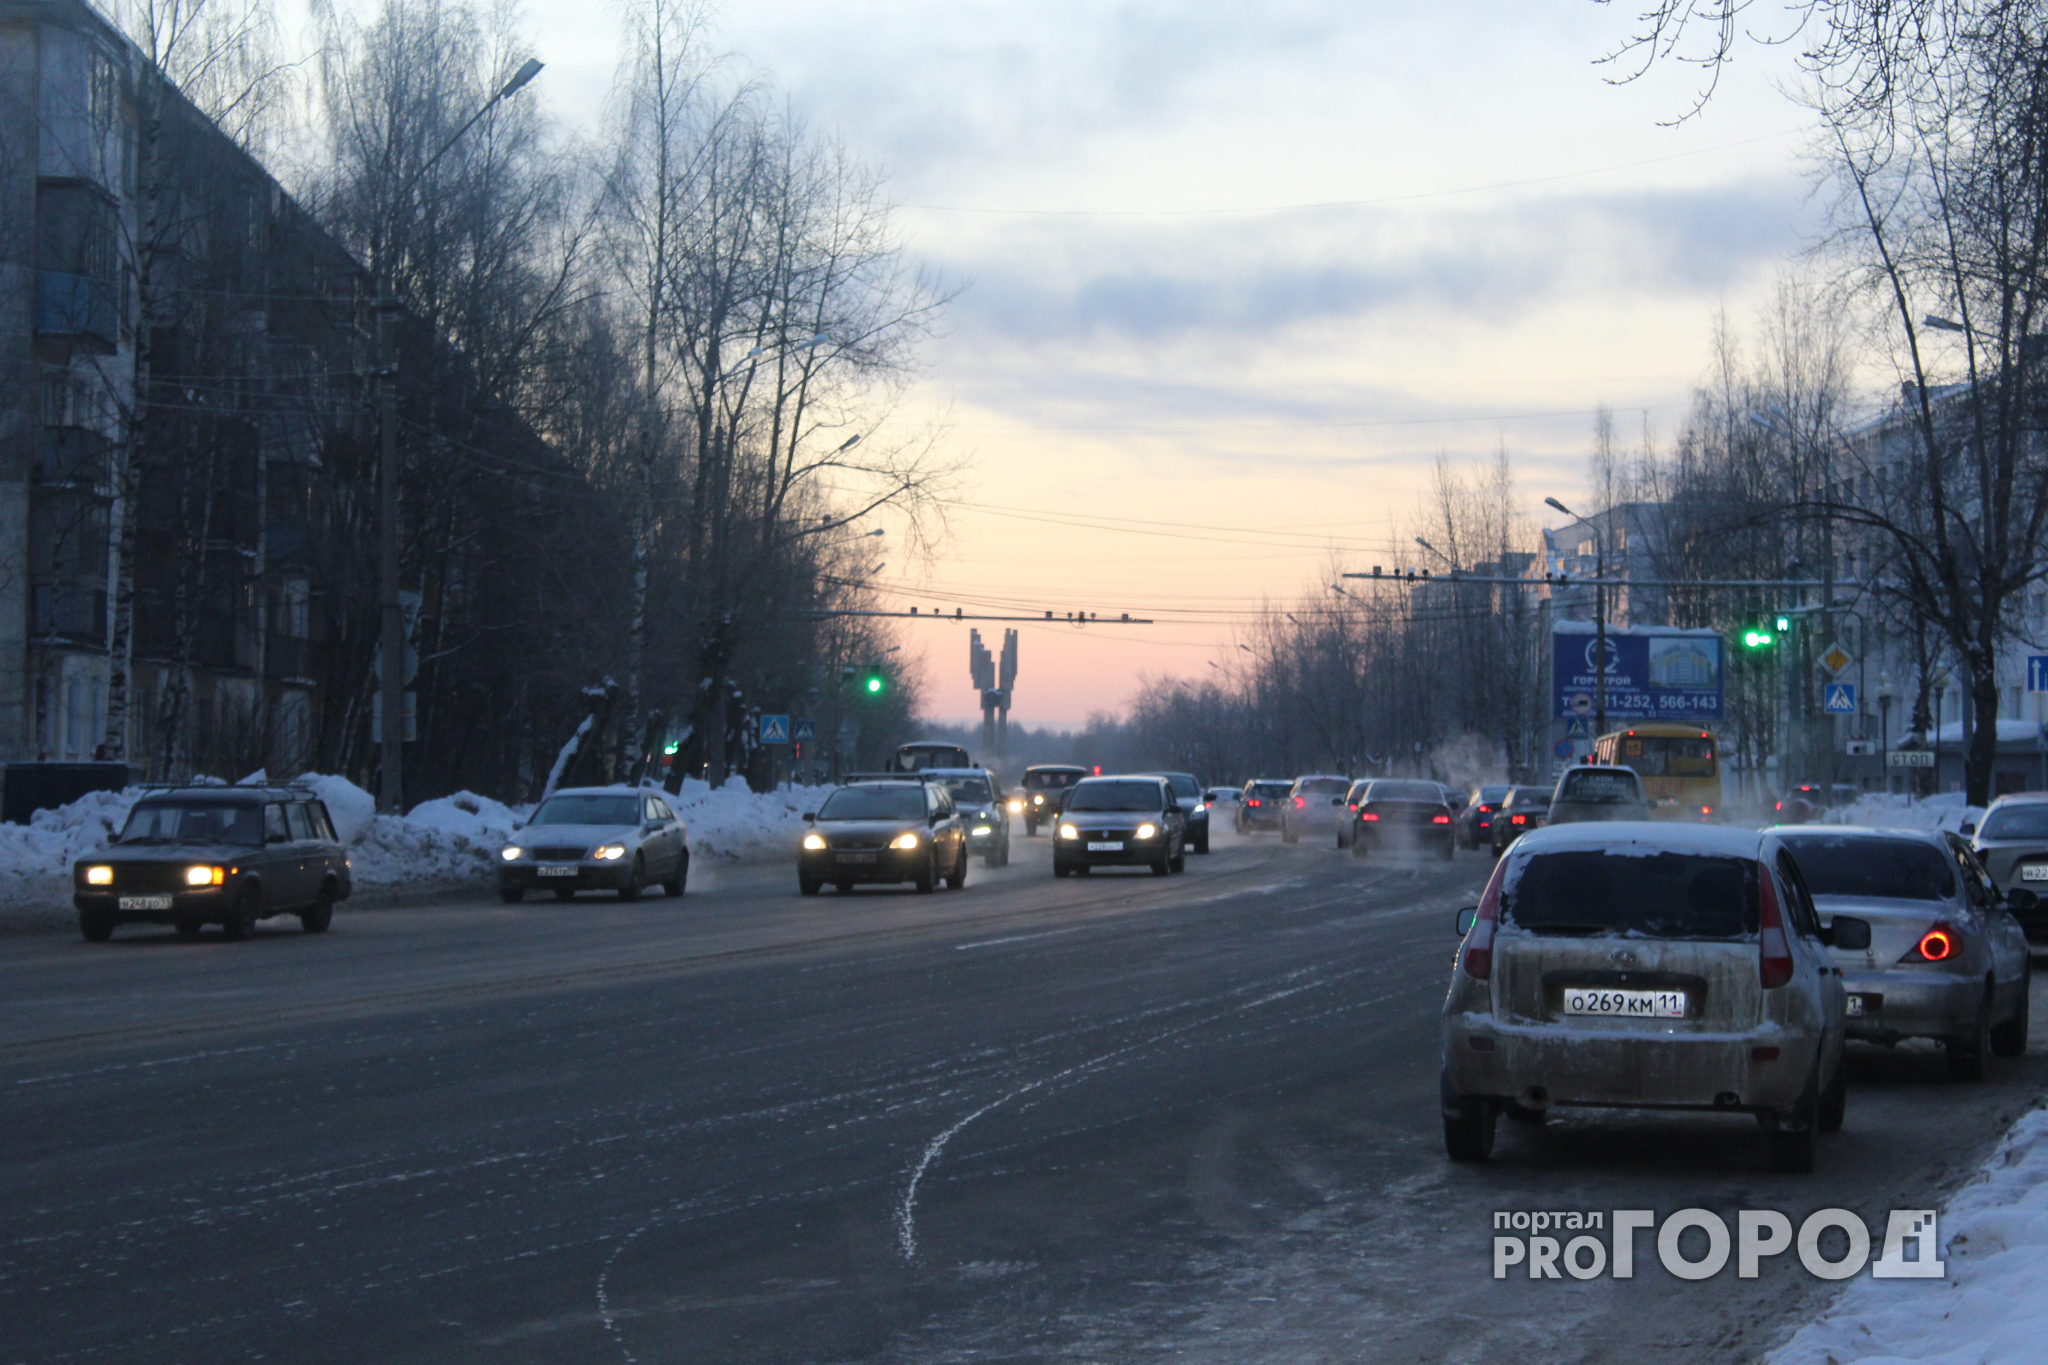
[1826,916,1873,951]
[1331,796,1344,806]
[929,812,942,826]
[1455,906,1478,936]
[802,812,816,822]
[2008,887,2038,912]
[1961,821,1977,836]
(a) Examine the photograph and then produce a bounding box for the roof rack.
[842,772,935,784]
[133,782,321,798]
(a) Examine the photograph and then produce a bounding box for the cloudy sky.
[461,0,1823,727]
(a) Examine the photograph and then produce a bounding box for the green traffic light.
[1775,615,1792,632]
[1742,627,1775,649]
[866,676,884,694]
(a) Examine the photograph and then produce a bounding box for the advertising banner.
[1553,630,1723,722]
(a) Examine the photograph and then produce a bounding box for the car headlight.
[802,833,827,851]
[1033,795,1044,805]
[84,865,113,885]
[1136,823,1157,840]
[1008,799,1023,813]
[891,832,921,850]
[501,846,523,861]
[972,825,993,837]
[185,865,224,886]
[593,844,627,861]
[1059,824,1079,839]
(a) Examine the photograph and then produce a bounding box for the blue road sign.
[1823,683,1856,714]
[2030,656,2048,693]
[759,713,790,745]
[792,718,818,742]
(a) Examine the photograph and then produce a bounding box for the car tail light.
[1360,812,1379,822]
[1247,799,1261,807]
[1511,814,1526,825]
[1292,796,1305,809]
[1758,864,1794,988]
[1348,802,1358,811]
[1461,858,1509,980]
[1775,801,1785,811]
[1479,805,1495,813]
[1905,924,1958,962]
[1432,814,1451,824]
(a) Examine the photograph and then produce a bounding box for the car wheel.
[799,875,821,896]
[300,884,336,934]
[1195,831,1209,854]
[78,910,114,943]
[500,887,525,904]
[946,845,969,890]
[1440,1071,1496,1163]
[663,851,688,898]
[1170,841,1186,873]
[1948,984,1995,1081]
[914,854,936,894]
[1765,1061,1822,1172]
[221,885,261,941]
[1993,959,2031,1057]
[1818,1056,1847,1133]
[617,856,647,902]
[1150,850,1170,876]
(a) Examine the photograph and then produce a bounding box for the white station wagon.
[1441,823,1867,1173]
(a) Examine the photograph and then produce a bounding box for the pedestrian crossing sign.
[1823,683,1856,714]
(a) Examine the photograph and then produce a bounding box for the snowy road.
[5,828,2046,1362]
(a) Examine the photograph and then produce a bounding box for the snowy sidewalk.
[1768,1105,2048,1365]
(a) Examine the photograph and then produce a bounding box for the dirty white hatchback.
[1441,823,1868,1173]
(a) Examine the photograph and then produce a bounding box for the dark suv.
[73,786,352,941]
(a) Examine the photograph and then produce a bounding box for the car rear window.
[1780,836,1956,901]
[1250,782,1291,798]
[1504,849,1758,940]
[1297,778,1349,796]
[1510,787,1550,808]
[1980,805,2048,841]
[1024,770,1081,790]
[1558,770,1641,803]
[1367,781,1441,802]
[1479,785,1513,802]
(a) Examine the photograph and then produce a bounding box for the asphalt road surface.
[6,824,2045,1364]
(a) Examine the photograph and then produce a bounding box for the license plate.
[1563,987,1686,1019]
[836,852,877,864]
[1087,841,1124,851]
[537,866,578,878]
[2023,865,2048,882]
[118,894,172,910]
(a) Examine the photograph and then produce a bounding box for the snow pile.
[1828,790,1985,834]
[0,787,147,924]
[1769,1106,2048,1365]
[660,775,835,862]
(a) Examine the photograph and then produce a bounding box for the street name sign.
[1888,750,1935,768]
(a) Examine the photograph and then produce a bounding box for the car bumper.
[74,887,232,922]
[798,848,929,884]
[1443,1014,1820,1112]
[499,862,638,892]
[1355,824,1454,847]
[1840,967,1984,1042]
[1054,838,1170,867]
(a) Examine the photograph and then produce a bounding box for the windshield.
[1024,770,1082,790]
[1367,781,1442,803]
[1506,849,1758,940]
[1981,805,2048,841]
[1610,733,1718,777]
[1297,778,1348,796]
[818,787,926,821]
[1781,835,1956,901]
[1558,770,1641,803]
[1068,781,1164,812]
[119,802,263,846]
[532,795,639,826]
[937,775,992,803]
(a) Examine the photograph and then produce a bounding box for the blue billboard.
[1553,630,1723,722]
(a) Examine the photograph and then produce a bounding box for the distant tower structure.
[970,628,1019,757]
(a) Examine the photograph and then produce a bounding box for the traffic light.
[862,668,887,696]
[1741,621,1776,649]
[1774,614,1792,633]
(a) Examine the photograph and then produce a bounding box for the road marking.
[953,926,1092,951]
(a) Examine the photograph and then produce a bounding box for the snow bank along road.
[5,829,2046,1364]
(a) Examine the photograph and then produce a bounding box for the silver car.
[1777,827,2031,1079]
[1442,822,1864,1172]
[1971,794,2048,943]
[1280,774,1352,844]
[498,787,689,902]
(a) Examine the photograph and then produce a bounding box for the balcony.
[36,427,111,494]
[36,271,118,346]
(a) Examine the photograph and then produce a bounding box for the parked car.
[1281,775,1352,844]
[1488,786,1552,857]
[1971,791,2048,896]
[73,785,352,941]
[1018,765,1088,835]
[1777,827,2031,1078]
[1455,784,1514,850]
[1546,765,1651,826]
[1134,771,1210,854]
[927,767,1011,868]
[1053,776,1186,877]
[499,787,688,902]
[798,779,968,894]
[1237,780,1293,832]
[1346,779,1455,859]
[1441,822,1864,1172]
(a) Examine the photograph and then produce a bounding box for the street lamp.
[1544,496,1606,735]
[375,56,544,815]
[1414,536,1455,570]
[1876,675,1894,793]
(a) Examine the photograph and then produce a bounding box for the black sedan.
[1346,779,1455,859]
[1488,785,1552,856]
[1053,776,1186,877]
[799,780,969,894]
[1454,783,1513,850]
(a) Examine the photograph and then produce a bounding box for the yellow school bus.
[1591,723,1721,821]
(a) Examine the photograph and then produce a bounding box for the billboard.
[1553,629,1723,722]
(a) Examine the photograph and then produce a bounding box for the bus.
[1590,723,1721,821]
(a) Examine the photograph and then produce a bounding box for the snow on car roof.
[1774,824,1946,844]
[1512,821,1766,859]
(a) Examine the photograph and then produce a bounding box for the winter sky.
[349,0,1825,729]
